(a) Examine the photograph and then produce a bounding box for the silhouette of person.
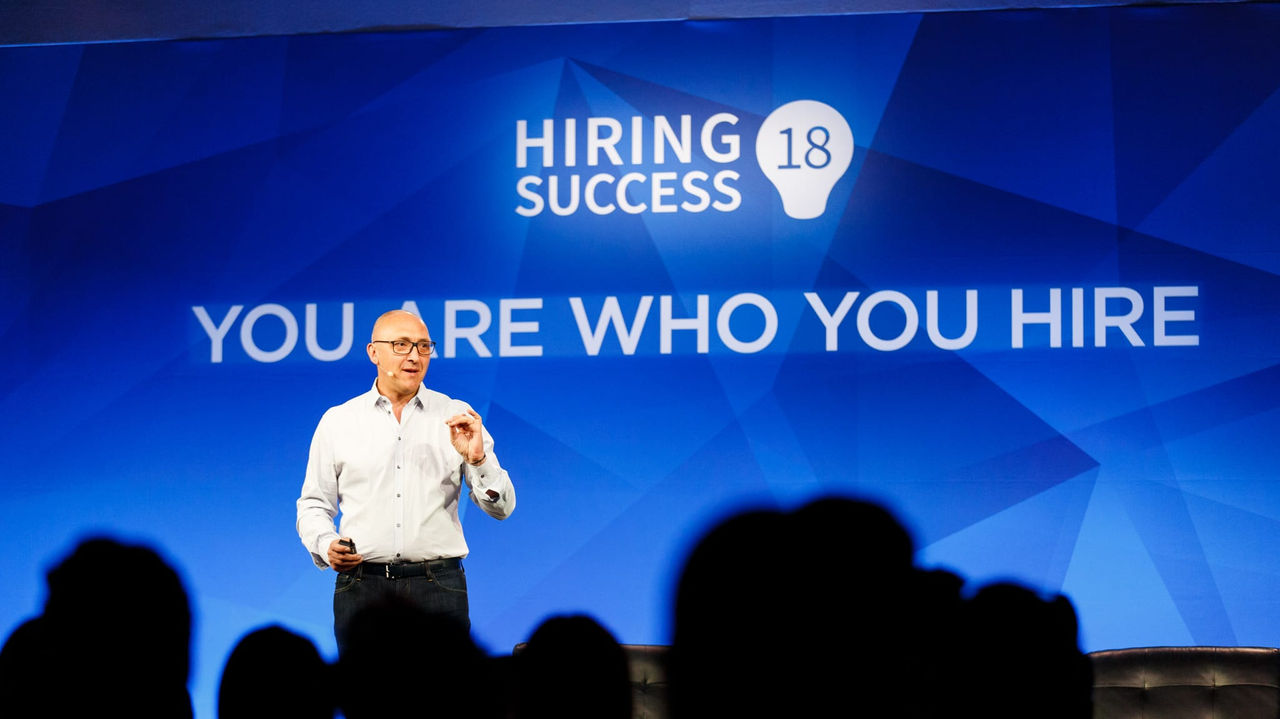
[670,497,960,718]
[335,595,492,719]
[0,537,193,718]
[219,624,332,719]
[518,614,632,719]
[964,582,1092,718]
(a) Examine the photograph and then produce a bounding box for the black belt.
[354,558,461,579]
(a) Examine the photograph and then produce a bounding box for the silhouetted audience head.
[0,616,46,715]
[791,496,915,573]
[670,497,972,718]
[964,582,1092,718]
[336,595,488,719]
[219,624,332,719]
[517,614,632,719]
[672,508,788,656]
[0,537,193,717]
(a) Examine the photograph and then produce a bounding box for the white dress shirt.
[296,382,515,568]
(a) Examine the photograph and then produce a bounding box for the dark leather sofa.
[610,644,1280,719]
[1092,646,1280,719]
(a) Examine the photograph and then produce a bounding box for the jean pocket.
[334,572,357,594]
[431,565,468,594]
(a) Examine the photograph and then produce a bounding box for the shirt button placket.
[394,428,405,560]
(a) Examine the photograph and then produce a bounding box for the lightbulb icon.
[755,100,854,219]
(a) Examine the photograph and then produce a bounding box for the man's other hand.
[327,538,363,571]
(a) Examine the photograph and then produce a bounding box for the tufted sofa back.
[1091,646,1280,719]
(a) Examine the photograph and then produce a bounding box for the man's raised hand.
[446,409,487,465]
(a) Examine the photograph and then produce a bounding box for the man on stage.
[296,309,516,647]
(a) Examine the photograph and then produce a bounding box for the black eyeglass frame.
[372,339,437,356]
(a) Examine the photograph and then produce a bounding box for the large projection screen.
[2,4,1279,715]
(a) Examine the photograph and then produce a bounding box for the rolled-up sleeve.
[465,425,516,520]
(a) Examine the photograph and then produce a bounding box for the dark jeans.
[333,560,469,652]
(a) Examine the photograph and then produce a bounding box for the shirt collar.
[367,381,425,410]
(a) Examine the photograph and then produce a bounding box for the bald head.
[371,310,429,341]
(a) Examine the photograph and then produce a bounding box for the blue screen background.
[2,5,1279,716]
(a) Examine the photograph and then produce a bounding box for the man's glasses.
[372,339,436,356]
